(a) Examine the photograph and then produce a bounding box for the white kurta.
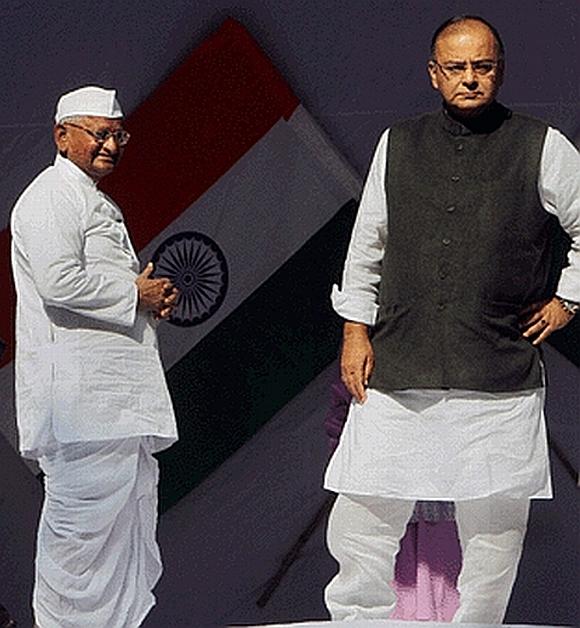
[325,126,580,501]
[10,154,178,458]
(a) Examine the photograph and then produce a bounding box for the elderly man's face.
[428,20,503,118]
[54,116,126,181]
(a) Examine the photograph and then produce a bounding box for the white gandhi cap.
[55,86,123,124]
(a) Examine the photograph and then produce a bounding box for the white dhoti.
[34,437,161,628]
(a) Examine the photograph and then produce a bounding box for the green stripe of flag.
[157,199,357,511]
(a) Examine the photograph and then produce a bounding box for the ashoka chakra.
[151,231,228,327]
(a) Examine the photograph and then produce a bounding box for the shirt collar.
[440,101,511,136]
[54,154,98,189]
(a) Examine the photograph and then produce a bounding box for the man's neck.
[441,101,509,135]
[55,154,98,188]
[443,100,496,123]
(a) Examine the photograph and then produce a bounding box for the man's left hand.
[155,287,179,320]
[520,297,574,346]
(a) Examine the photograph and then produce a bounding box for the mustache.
[94,149,119,162]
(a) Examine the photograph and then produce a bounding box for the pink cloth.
[390,521,461,621]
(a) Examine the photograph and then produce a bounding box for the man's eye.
[474,62,494,74]
[446,64,465,73]
[94,131,111,142]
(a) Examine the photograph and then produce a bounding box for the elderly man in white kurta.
[11,86,178,627]
[324,16,580,624]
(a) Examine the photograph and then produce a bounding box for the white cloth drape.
[34,437,161,628]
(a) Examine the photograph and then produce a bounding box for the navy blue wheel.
[151,231,228,327]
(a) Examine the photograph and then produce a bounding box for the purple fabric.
[412,500,455,523]
[324,377,352,454]
[391,521,461,621]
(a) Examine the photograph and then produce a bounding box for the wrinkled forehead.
[435,22,498,60]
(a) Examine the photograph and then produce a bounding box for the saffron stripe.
[101,18,299,251]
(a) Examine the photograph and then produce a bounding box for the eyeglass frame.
[430,59,500,80]
[61,122,131,147]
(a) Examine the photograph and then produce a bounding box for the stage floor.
[243,620,564,628]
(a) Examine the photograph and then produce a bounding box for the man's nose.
[462,67,478,88]
[102,136,120,153]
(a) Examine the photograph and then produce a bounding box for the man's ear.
[53,124,68,156]
[427,60,439,91]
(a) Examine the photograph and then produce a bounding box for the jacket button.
[437,303,446,311]
[456,143,464,152]
[446,205,456,213]
[451,175,460,182]
[442,237,451,246]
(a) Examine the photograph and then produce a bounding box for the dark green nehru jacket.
[369,103,557,393]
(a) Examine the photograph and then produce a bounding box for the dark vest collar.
[440,101,512,136]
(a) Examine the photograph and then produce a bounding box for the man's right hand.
[136,262,178,319]
[340,321,374,404]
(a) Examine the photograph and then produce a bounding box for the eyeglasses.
[62,122,131,147]
[433,60,498,79]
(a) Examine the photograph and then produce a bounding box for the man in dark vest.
[324,15,579,623]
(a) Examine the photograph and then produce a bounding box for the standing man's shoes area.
[324,14,580,625]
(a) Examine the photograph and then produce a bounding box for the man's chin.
[448,100,491,119]
[92,160,117,179]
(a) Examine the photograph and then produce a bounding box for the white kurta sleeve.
[331,129,389,325]
[538,127,580,302]
[13,184,138,327]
